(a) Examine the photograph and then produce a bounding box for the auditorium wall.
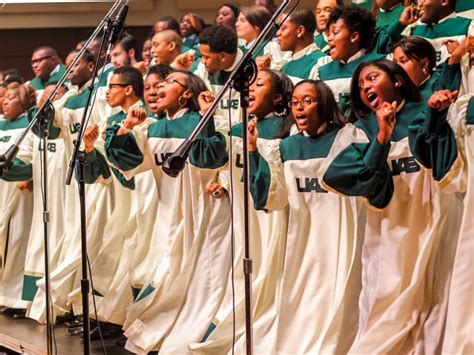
[0,0,314,80]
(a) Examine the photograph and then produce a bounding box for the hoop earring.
[178,95,187,107]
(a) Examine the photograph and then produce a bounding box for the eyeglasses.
[161,77,186,88]
[108,83,130,89]
[288,98,318,108]
[31,55,53,65]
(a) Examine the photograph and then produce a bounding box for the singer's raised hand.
[16,180,33,193]
[198,91,215,115]
[256,54,272,71]
[248,118,259,152]
[133,61,149,76]
[83,124,99,153]
[376,101,397,145]
[175,50,196,70]
[399,6,419,26]
[117,107,147,136]
[206,182,226,199]
[428,90,458,111]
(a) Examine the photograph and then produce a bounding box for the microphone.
[107,4,129,49]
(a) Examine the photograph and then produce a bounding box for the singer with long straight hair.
[323,59,463,353]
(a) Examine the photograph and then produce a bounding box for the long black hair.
[350,59,422,122]
[393,36,437,76]
[169,69,208,112]
[276,79,346,138]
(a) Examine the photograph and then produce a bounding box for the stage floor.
[0,314,132,354]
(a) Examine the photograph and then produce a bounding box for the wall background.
[0,0,313,80]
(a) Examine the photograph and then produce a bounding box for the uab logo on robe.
[390,156,420,176]
[296,177,328,193]
[220,99,239,110]
[154,152,172,166]
[38,142,57,153]
[0,135,11,143]
[70,123,81,135]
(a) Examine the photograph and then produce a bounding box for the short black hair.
[393,36,436,75]
[287,8,317,35]
[199,25,238,54]
[32,46,58,56]
[326,5,376,50]
[113,66,144,99]
[147,64,173,79]
[67,49,95,68]
[350,59,422,121]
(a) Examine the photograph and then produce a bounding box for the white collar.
[379,3,402,13]
[78,78,93,93]
[426,11,456,26]
[167,107,189,120]
[123,99,142,113]
[50,64,61,76]
[292,43,319,60]
[419,74,431,87]
[396,99,406,112]
[341,49,366,64]
[301,122,327,137]
[224,48,244,72]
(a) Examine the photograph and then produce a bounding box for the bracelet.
[120,119,132,133]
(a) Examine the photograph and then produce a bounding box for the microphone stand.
[0,2,123,355]
[64,2,128,355]
[161,1,296,353]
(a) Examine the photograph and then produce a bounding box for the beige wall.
[0,0,315,29]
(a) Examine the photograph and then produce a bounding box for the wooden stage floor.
[0,314,132,354]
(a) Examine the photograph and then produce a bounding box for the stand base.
[0,313,130,354]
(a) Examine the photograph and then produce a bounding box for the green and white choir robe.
[94,63,117,121]
[419,60,462,100]
[27,81,113,322]
[323,101,463,353]
[28,64,66,101]
[409,94,474,354]
[190,114,289,354]
[403,13,474,66]
[0,114,33,309]
[12,92,76,311]
[350,0,374,11]
[105,109,232,354]
[244,38,292,71]
[194,48,244,134]
[314,32,329,54]
[281,43,327,84]
[245,126,366,354]
[376,4,405,30]
[68,106,150,325]
[456,0,474,19]
[310,50,386,116]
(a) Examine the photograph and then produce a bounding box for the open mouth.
[295,113,307,122]
[147,96,158,109]
[366,91,379,108]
